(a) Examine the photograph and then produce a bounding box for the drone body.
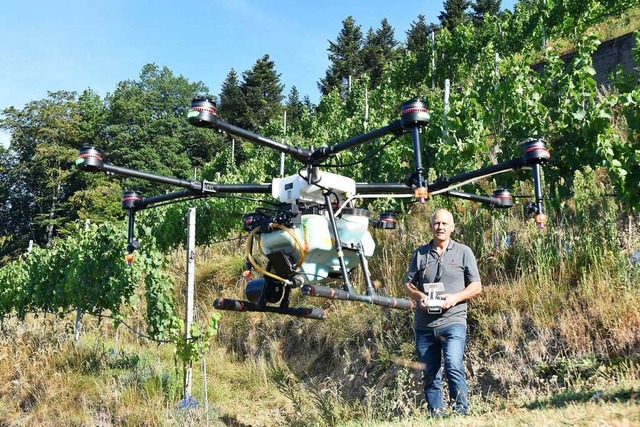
[76,97,549,320]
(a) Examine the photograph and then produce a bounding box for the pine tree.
[406,14,438,52]
[471,0,502,25]
[285,86,304,134]
[302,95,314,114]
[241,54,285,130]
[361,18,399,87]
[218,68,249,128]
[438,0,471,31]
[318,16,364,96]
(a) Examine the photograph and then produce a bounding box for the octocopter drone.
[76,98,549,320]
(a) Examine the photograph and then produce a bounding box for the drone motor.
[187,97,218,128]
[76,146,105,172]
[400,99,430,127]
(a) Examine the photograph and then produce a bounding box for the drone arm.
[355,183,414,194]
[211,119,313,162]
[77,146,272,201]
[443,190,512,208]
[77,146,213,192]
[532,163,544,217]
[428,158,524,192]
[188,98,312,162]
[428,138,549,195]
[410,126,426,191]
[139,190,198,208]
[310,120,404,162]
[100,163,205,191]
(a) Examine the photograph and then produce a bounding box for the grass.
[1,165,639,426]
[532,4,640,58]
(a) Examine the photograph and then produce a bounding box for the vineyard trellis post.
[443,78,450,141]
[430,31,436,89]
[74,219,91,342]
[183,207,196,402]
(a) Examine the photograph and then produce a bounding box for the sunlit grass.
[1,165,639,426]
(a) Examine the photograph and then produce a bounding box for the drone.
[76,97,549,320]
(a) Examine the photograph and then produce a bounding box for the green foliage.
[0,222,139,319]
[103,63,222,195]
[405,14,435,54]
[319,16,364,96]
[0,90,106,256]
[240,54,285,131]
[172,312,222,365]
[361,18,400,88]
[471,0,503,26]
[439,0,472,31]
[218,68,248,127]
[285,86,305,134]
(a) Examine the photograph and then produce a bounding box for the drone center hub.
[272,171,356,204]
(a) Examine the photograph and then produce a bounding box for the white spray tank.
[260,207,375,283]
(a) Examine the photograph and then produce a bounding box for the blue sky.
[0,0,516,146]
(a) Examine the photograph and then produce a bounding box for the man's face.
[430,211,454,243]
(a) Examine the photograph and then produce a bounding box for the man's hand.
[405,282,425,305]
[438,293,458,310]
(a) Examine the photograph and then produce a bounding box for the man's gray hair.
[430,209,455,226]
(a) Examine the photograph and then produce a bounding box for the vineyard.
[0,0,639,425]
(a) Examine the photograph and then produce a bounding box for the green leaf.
[572,109,587,121]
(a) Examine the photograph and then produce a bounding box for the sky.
[0,0,517,147]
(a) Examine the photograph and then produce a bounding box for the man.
[404,208,482,416]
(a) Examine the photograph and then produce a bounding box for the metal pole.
[231,138,235,164]
[430,31,436,88]
[183,207,196,400]
[281,111,286,177]
[74,219,92,342]
[443,79,450,140]
[364,87,369,130]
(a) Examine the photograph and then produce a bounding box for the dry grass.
[2,167,640,426]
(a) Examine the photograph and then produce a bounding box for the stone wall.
[532,31,638,86]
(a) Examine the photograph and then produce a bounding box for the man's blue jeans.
[415,323,469,415]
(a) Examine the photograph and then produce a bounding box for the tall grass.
[0,167,638,426]
[210,165,640,424]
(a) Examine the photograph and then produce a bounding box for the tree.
[0,91,89,256]
[438,0,471,31]
[471,0,502,26]
[361,18,399,87]
[63,90,125,227]
[406,14,439,53]
[318,16,364,96]
[240,54,285,130]
[103,63,220,195]
[285,86,305,134]
[0,145,18,261]
[218,68,249,128]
